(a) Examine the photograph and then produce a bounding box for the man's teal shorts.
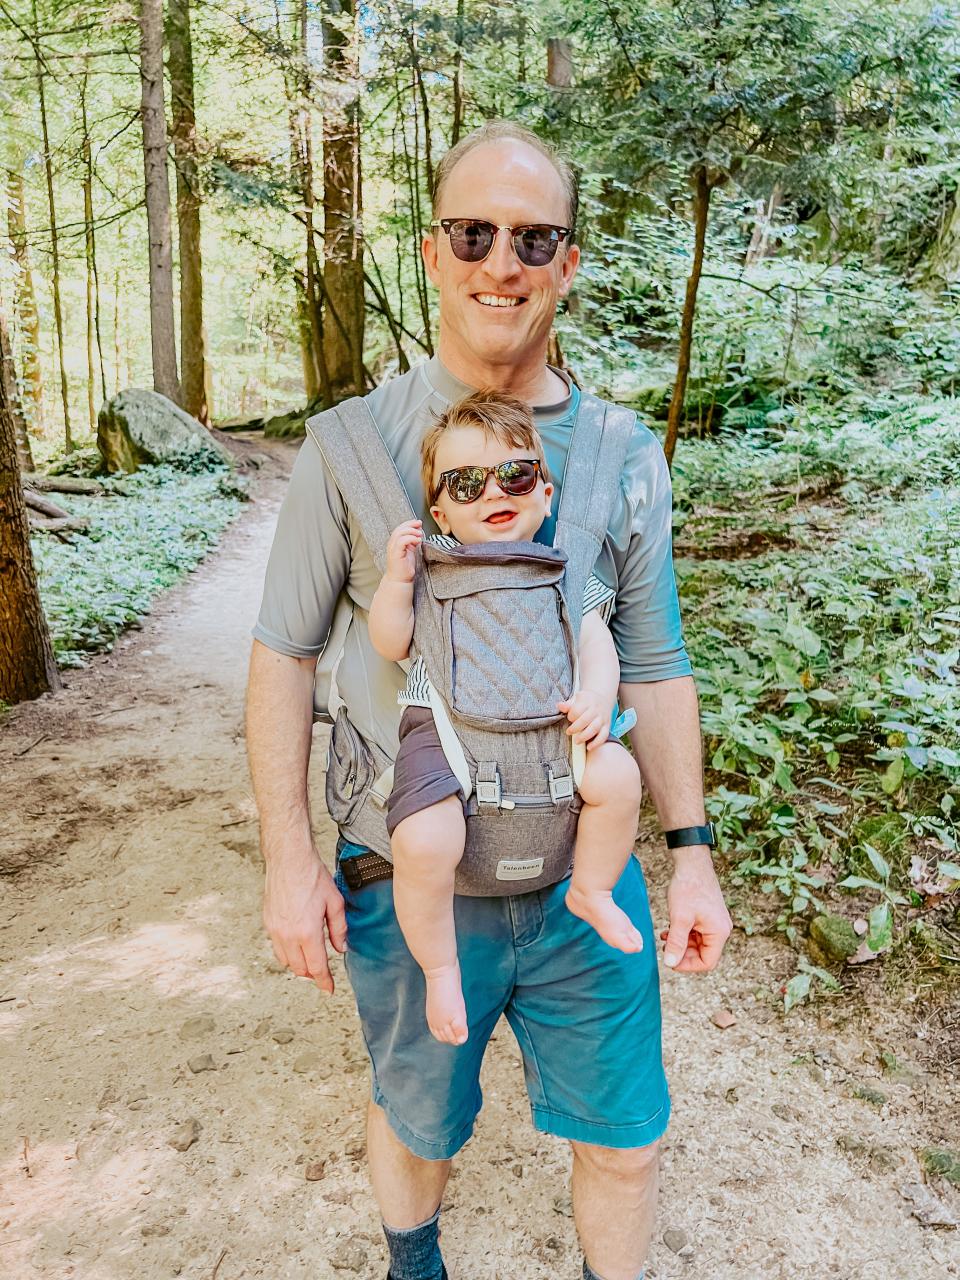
[336,838,670,1160]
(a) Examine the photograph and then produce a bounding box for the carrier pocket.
[325,708,376,827]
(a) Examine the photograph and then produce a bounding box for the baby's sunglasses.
[431,459,543,505]
[430,219,573,267]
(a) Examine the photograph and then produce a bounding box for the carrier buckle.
[548,767,574,804]
[476,772,502,807]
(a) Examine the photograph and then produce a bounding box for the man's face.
[422,142,581,374]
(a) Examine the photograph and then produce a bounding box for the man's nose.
[483,227,523,280]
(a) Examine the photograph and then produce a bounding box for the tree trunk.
[81,70,98,432]
[322,0,365,399]
[138,0,182,404]
[6,166,45,435]
[664,166,712,470]
[0,287,35,473]
[546,37,573,88]
[744,184,783,267]
[451,0,465,144]
[287,0,330,407]
[33,0,72,451]
[167,0,211,424]
[517,3,527,82]
[0,300,60,703]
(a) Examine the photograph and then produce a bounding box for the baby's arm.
[368,519,423,662]
[557,611,621,749]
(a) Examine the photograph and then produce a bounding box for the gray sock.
[582,1259,645,1280]
[382,1206,445,1280]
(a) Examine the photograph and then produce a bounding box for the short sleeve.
[609,424,692,682]
[251,432,351,659]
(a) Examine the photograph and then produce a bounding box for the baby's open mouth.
[484,510,517,524]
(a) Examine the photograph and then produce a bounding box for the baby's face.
[428,425,553,544]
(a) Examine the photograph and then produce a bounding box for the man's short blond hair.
[422,390,550,503]
[431,120,579,241]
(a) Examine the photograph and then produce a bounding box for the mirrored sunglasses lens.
[515,227,558,266]
[449,221,494,262]
[448,467,486,502]
[497,461,538,493]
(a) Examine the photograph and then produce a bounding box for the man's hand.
[660,845,732,973]
[557,688,611,748]
[263,841,347,993]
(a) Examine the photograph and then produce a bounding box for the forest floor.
[2,439,958,1280]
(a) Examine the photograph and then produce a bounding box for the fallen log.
[21,473,107,496]
[23,489,71,521]
[27,514,90,538]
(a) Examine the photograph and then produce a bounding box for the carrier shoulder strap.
[554,392,636,632]
[306,396,415,574]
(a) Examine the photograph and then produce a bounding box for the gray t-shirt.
[252,356,691,760]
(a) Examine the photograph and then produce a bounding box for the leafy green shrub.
[32,465,244,666]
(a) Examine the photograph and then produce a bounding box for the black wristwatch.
[664,822,717,850]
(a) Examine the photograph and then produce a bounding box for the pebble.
[293,1051,320,1073]
[179,1016,215,1039]
[663,1227,689,1253]
[552,1193,573,1218]
[330,1241,367,1270]
[305,1160,326,1181]
[272,1028,295,1044]
[169,1119,202,1152]
[253,1019,272,1038]
[710,1008,736,1029]
[187,1054,217,1074]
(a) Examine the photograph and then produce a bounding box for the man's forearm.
[619,676,706,829]
[246,640,318,855]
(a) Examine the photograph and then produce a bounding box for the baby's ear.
[543,480,555,513]
[430,504,451,534]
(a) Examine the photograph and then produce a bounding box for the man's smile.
[473,293,525,308]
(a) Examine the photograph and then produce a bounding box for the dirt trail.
[2,444,957,1280]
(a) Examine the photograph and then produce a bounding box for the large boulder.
[98,389,232,473]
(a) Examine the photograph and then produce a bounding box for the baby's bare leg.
[565,742,645,953]
[391,795,468,1045]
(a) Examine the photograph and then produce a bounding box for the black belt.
[340,850,394,891]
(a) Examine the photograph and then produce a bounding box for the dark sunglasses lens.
[497,460,538,494]
[448,220,495,262]
[515,226,560,266]
[446,466,486,502]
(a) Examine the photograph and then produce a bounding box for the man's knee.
[572,1137,660,1184]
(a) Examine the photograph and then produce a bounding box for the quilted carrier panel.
[447,583,574,723]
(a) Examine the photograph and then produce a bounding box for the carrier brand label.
[496,857,545,881]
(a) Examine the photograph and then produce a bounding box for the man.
[247,120,731,1280]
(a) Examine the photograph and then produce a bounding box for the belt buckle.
[341,857,365,891]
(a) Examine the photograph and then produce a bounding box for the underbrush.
[31,464,245,667]
[675,399,960,997]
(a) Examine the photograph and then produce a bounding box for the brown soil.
[2,441,958,1280]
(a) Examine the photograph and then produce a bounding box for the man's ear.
[557,243,581,299]
[422,232,440,287]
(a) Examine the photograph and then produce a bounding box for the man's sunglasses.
[431,459,543,505]
[430,219,573,267]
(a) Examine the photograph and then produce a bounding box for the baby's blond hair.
[422,390,549,503]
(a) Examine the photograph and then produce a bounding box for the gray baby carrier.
[314,392,635,896]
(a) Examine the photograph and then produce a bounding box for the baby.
[367,390,644,1046]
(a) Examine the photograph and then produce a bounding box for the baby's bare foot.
[565,884,644,953]
[423,961,468,1045]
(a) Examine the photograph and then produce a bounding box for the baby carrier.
[313,392,635,896]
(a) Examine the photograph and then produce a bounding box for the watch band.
[664,822,717,850]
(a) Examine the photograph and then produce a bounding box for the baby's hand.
[557,690,611,749]
[385,519,423,583]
